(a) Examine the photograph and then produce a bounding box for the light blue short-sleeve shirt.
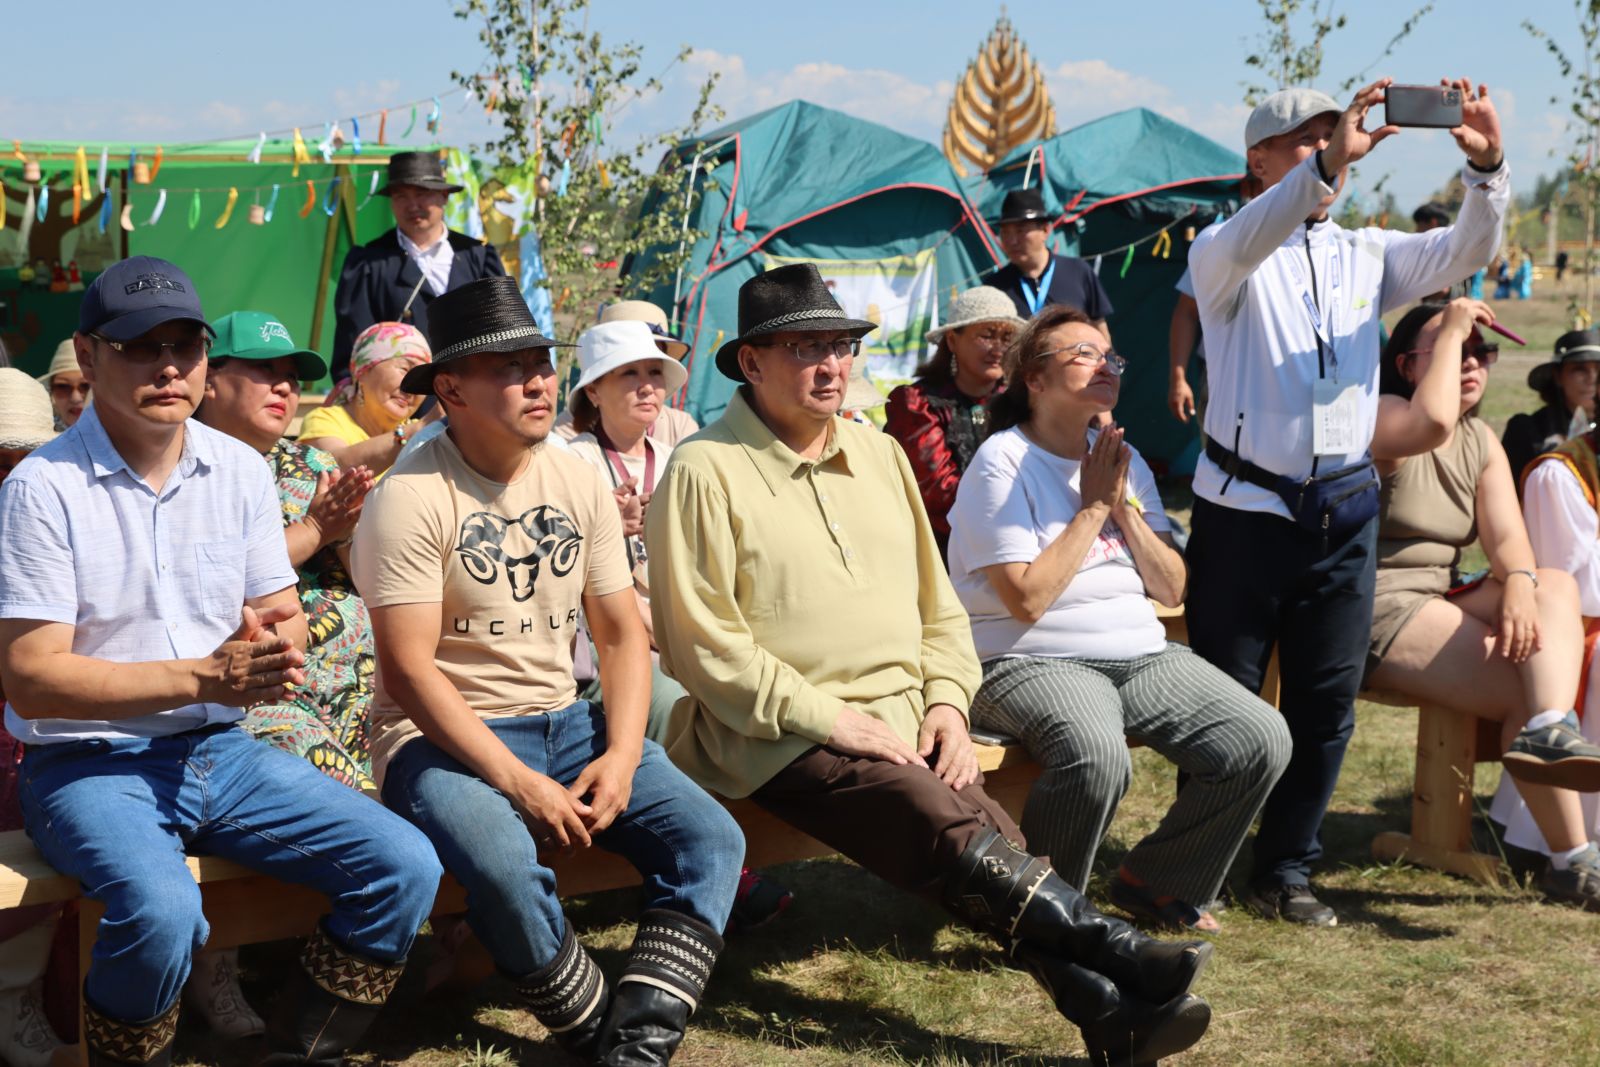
[0,406,297,743]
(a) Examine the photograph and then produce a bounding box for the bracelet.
[1507,569,1538,588]
[393,422,411,446]
[1467,154,1504,173]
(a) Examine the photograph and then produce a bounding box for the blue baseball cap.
[78,256,215,342]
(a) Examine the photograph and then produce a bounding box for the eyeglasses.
[971,330,1015,349]
[1404,342,1499,366]
[759,338,862,363]
[50,381,91,398]
[1041,342,1128,376]
[91,333,211,364]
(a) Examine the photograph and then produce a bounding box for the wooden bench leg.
[1371,703,1502,886]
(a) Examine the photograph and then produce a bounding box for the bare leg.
[1368,577,1589,853]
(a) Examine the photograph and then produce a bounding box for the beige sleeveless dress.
[1367,416,1490,675]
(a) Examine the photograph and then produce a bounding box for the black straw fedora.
[1528,328,1600,395]
[993,188,1053,226]
[402,276,569,395]
[715,263,878,382]
[378,150,465,196]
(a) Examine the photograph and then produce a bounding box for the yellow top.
[645,389,980,799]
[298,404,367,447]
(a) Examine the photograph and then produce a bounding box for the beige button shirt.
[645,389,980,799]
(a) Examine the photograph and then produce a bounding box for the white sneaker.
[183,949,265,1039]
[0,982,65,1067]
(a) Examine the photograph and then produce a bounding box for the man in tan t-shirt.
[353,276,744,1066]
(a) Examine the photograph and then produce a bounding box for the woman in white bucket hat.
[35,339,90,430]
[886,285,1025,559]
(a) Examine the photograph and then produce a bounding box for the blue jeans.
[382,702,744,977]
[20,724,442,1023]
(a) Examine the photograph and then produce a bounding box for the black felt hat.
[1528,328,1600,395]
[994,188,1052,225]
[714,263,878,382]
[401,276,569,395]
[377,150,465,196]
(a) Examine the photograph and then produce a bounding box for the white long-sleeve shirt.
[1188,152,1509,518]
[1523,457,1600,614]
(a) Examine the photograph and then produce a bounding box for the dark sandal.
[1109,875,1219,933]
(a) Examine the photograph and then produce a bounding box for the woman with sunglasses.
[946,305,1291,932]
[1366,297,1600,911]
[886,287,1024,561]
[35,340,90,430]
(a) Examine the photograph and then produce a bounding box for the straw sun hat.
[0,368,59,451]
[925,286,1026,344]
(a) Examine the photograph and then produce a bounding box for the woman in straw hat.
[0,369,65,1067]
[35,339,89,431]
[300,321,434,477]
[885,286,1024,559]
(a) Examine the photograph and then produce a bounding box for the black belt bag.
[1206,440,1378,541]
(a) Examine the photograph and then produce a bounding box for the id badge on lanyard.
[1293,243,1353,456]
[1022,259,1056,316]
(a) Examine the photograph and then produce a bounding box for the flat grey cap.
[1246,88,1342,149]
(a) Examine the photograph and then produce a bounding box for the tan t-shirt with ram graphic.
[351,430,633,783]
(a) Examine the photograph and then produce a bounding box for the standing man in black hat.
[647,261,1214,1067]
[332,150,507,384]
[990,188,1114,336]
[356,275,744,1066]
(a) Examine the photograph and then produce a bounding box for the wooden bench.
[1363,692,1504,886]
[1,742,1041,1060]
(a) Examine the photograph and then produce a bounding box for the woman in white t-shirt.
[948,305,1290,933]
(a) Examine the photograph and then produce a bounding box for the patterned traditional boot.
[593,909,724,1066]
[84,998,179,1067]
[1011,942,1211,1066]
[256,924,405,1066]
[943,831,1212,1005]
[514,922,609,1061]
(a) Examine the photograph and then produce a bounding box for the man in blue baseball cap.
[0,256,441,1066]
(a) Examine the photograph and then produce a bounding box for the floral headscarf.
[327,322,431,406]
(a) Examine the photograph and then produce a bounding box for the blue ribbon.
[350,117,362,155]
[36,182,47,221]
[322,177,342,216]
[264,183,280,222]
[98,190,112,233]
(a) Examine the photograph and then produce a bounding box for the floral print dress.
[243,441,376,791]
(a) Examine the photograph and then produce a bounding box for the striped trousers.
[972,643,1291,906]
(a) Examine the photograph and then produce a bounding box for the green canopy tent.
[628,100,1003,423]
[973,108,1247,473]
[0,139,436,386]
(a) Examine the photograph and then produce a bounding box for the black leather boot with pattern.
[514,922,610,1061]
[256,924,406,1066]
[593,909,724,1066]
[84,998,179,1067]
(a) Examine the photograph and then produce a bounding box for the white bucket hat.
[575,320,690,397]
[598,300,690,359]
[926,286,1026,344]
[0,368,59,451]
[36,338,80,386]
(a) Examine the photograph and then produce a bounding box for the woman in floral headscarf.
[299,321,432,476]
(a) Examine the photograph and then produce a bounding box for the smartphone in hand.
[1384,85,1464,128]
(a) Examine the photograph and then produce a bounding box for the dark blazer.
[991,254,1114,322]
[331,228,507,382]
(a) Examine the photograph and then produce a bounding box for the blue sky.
[1,0,1583,212]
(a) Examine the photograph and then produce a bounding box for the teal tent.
[974,108,1247,472]
[630,101,1002,423]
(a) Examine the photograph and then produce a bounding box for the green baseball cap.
[208,311,328,380]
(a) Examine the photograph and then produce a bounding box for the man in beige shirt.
[648,263,1215,1066]
[355,276,744,1066]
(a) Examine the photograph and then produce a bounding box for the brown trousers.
[750,745,1025,897]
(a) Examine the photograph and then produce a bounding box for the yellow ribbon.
[292,129,311,177]
[214,187,239,229]
[1151,230,1172,260]
[73,146,91,224]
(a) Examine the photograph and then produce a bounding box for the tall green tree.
[1242,0,1435,105]
[1527,0,1600,323]
[451,0,721,341]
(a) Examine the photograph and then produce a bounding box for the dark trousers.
[750,746,1024,896]
[1183,497,1377,889]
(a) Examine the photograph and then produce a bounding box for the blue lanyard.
[1021,258,1056,316]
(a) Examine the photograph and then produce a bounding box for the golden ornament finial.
[942,15,1057,177]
